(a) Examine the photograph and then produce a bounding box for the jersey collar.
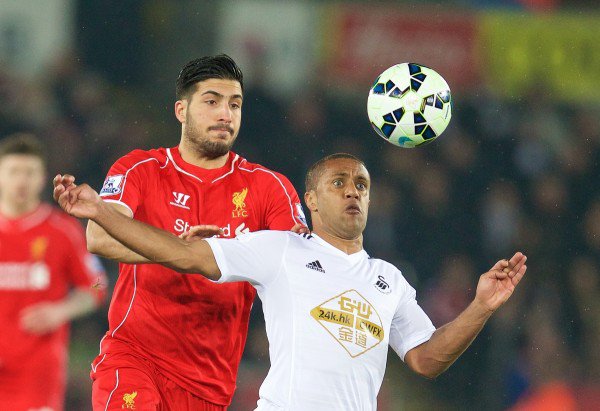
[167,146,240,183]
[310,233,369,263]
[0,203,52,232]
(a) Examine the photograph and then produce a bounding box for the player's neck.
[0,199,40,218]
[313,228,363,255]
[178,141,229,169]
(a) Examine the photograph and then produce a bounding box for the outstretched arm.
[54,176,221,279]
[53,175,152,263]
[404,252,527,379]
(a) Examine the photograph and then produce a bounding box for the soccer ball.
[367,63,452,148]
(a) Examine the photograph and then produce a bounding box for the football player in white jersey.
[54,153,527,411]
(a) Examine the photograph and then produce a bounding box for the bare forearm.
[61,289,99,320]
[93,203,219,278]
[408,300,493,378]
[87,221,151,263]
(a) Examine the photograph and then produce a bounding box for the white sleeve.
[389,283,436,361]
[204,230,289,286]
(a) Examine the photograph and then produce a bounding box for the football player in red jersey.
[54,55,307,410]
[0,133,107,411]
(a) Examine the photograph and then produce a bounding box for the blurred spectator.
[480,179,523,260]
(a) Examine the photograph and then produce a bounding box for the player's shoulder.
[113,147,169,170]
[368,257,408,282]
[231,229,292,246]
[368,256,397,270]
[238,229,293,240]
[286,232,324,250]
[235,155,291,182]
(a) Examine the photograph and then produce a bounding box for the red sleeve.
[53,214,108,304]
[99,150,154,216]
[262,171,307,230]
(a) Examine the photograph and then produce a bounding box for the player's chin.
[211,131,232,140]
[341,218,366,234]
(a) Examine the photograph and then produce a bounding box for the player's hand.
[474,252,527,312]
[52,174,76,202]
[54,175,102,219]
[179,225,223,242]
[19,302,68,335]
[291,223,310,235]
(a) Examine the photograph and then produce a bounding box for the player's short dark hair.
[0,133,46,164]
[305,153,366,192]
[176,54,244,100]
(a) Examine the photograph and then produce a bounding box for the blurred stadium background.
[1,0,599,409]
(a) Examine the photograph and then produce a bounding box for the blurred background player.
[0,133,106,411]
[54,54,306,410]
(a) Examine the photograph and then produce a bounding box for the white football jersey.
[205,231,436,411]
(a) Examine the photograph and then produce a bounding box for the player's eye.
[333,179,343,187]
[230,102,241,109]
[206,100,217,105]
[357,183,367,190]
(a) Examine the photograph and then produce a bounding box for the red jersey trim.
[237,162,301,226]
[166,148,203,183]
[211,154,240,183]
[92,265,138,374]
[92,336,107,373]
[165,148,242,184]
[110,264,138,338]
[105,369,121,409]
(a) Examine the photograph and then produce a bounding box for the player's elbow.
[405,348,447,380]
[86,232,111,257]
[86,233,103,255]
[413,365,443,380]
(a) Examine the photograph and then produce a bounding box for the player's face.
[311,158,371,239]
[0,154,45,208]
[179,78,242,159]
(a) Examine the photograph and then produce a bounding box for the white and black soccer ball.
[367,63,452,148]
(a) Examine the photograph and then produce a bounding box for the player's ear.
[175,100,187,123]
[304,191,317,212]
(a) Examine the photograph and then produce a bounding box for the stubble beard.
[184,114,237,160]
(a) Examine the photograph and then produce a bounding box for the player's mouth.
[209,125,234,135]
[344,204,361,215]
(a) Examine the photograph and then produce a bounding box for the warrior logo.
[170,192,191,209]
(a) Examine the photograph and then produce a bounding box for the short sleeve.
[99,150,152,216]
[204,231,289,286]
[263,171,306,230]
[389,282,436,361]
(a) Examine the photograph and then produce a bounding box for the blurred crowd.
[1,49,599,410]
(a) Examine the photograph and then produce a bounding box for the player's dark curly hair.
[0,133,46,164]
[305,153,366,192]
[176,54,244,100]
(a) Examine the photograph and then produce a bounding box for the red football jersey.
[94,147,305,405]
[0,204,106,408]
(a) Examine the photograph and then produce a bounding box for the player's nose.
[217,102,233,122]
[344,185,359,199]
